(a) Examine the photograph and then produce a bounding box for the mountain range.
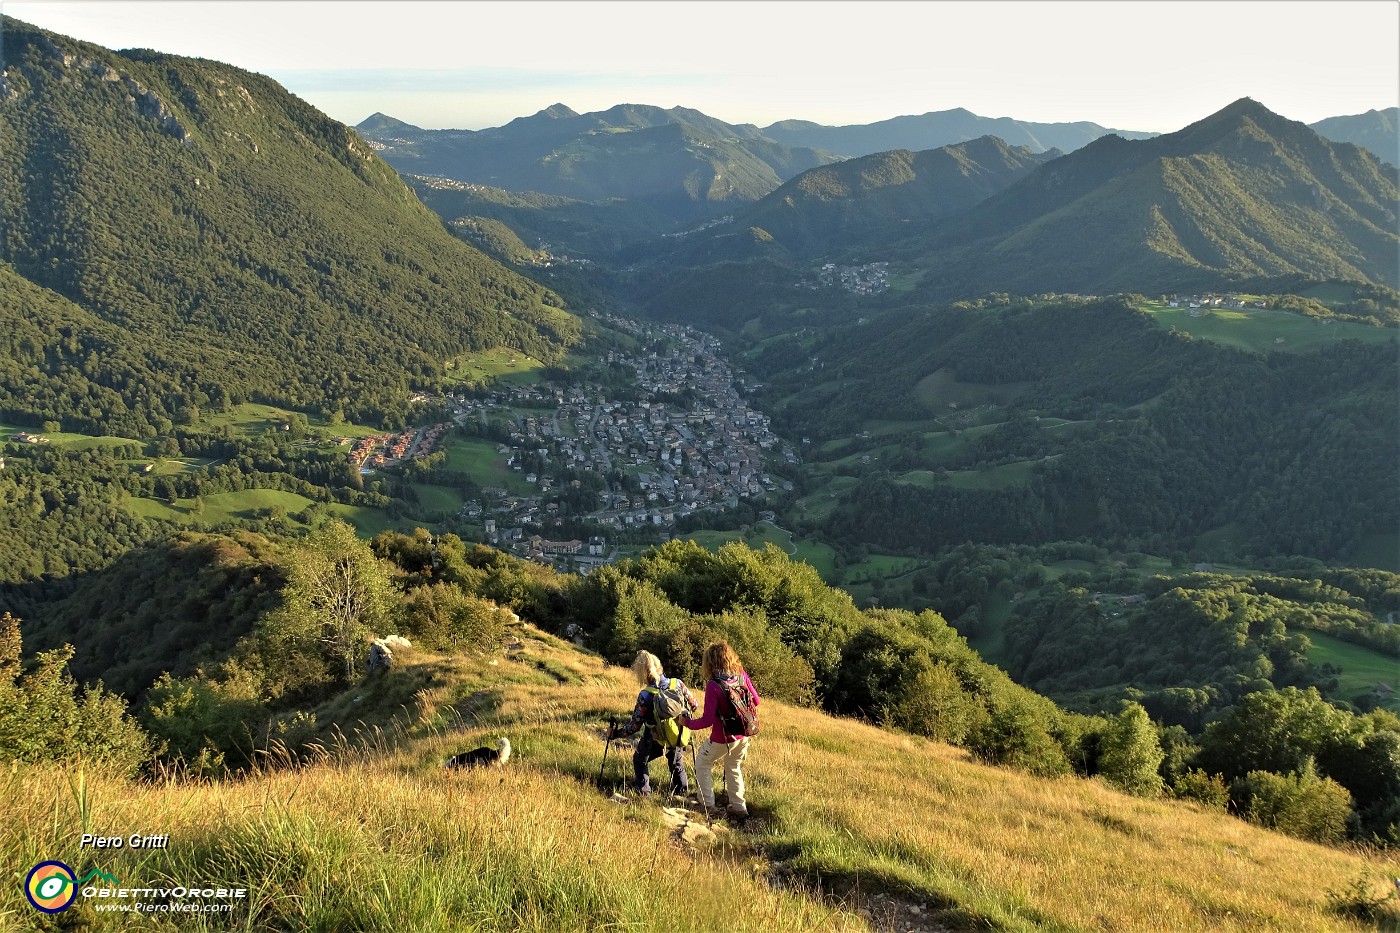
[1308,107,1398,166]
[759,107,1155,156]
[650,98,1398,302]
[663,135,1061,262]
[357,104,835,222]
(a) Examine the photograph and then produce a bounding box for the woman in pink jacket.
[683,641,760,818]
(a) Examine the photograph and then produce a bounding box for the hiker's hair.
[700,642,744,683]
[631,650,664,686]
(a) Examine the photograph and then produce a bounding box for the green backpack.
[644,679,692,748]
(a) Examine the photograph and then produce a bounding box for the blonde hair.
[631,650,663,686]
[699,642,743,683]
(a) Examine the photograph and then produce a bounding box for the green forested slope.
[404,176,675,257]
[911,99,1400,298]
[683,136,1058,259]
[764,297,1398,562]
[0,18,580,433]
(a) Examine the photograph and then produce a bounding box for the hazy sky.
[4,1,1397,133]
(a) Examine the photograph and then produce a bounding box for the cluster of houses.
[661,215,733,239]
[1167,293,1269,315]
[811,262,890,295]
[347,423,450,472]
[11,432,49,444]
[442,316,797,570]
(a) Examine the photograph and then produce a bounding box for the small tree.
[1099,702,1166,797]
[892,662,986,745]
[268,520,399,683]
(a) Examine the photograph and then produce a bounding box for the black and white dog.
[444,737,511,769]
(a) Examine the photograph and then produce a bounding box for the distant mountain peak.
[356,112,420,133]
[536,103,578,119]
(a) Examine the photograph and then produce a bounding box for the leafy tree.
[266,520,399,683]
[0,613,152,774]
[1233,765,1354,844]
[402,583,509,654]
[968,700,1071,777]
[1196,687,1353,781]
[1169,769,1230,810]
[1098,702,1165,797]
[888,662,987,745]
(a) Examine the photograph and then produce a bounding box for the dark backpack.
[645,679,693,748]
[716,675,759,738]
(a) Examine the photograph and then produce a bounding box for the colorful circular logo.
[25,861,77,913]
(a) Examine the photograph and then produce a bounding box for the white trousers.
[695,736,752,815]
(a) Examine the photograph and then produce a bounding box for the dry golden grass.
[2,627,1395,932]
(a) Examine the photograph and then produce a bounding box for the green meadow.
[1306,631,1400,714]
[1137,300,1397,353]
[440,436,537,495]
[682,522,838,578]
[195,402,385,440]
[1,422,142,452]
[446,346,548,387]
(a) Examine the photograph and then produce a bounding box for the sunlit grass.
[2,631,1394,931]
[1137,301,1396,353]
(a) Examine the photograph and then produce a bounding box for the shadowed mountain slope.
[357,103,836,221]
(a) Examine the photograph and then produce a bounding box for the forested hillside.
[1310,107,1399,167]
[0,18,580,434]
[760,296,1398,564]
[404,175,674,258]
[667,136,1059,261]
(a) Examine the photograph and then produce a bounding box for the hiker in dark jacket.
[684,641,760,818]
[608,650,698,797]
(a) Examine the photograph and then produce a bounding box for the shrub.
[969,702,1071,777]
[1169,769,1230,810]
[0,613,153,775]
[888,662,987,745]
[1232,764,1354,843]
[403,583,509,654]
[142,660,269,774]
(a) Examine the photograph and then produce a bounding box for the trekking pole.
[598,717,615,788]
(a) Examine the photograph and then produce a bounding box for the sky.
[3,1,1397,134]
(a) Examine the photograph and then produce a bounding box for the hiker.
[684,642,760,819]
[607,650,698,798]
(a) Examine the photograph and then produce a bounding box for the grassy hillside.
[3,629,1394,931]
[1137,300,1399,353]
